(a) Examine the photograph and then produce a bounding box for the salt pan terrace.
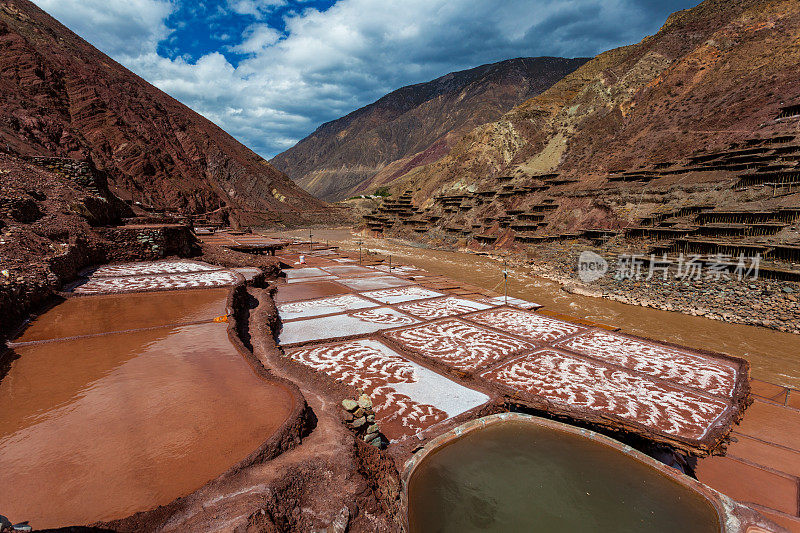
[194,232,289,255]
[274,254,749,456]
[71,260,241,295]
[202,235,799,528]
[2,259,290,527]
[286,339,489,438]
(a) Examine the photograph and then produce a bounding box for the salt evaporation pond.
[407,420,721,532]
[286,228,800,389]
[0,290,295,528]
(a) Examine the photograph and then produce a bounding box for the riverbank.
[360,230,800,334]
[516,241,800,336]
[337,227,800,336]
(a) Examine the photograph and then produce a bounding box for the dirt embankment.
[78,277,405,532]
[520,241,800,335]
[0,153,132,343]
[371,221,800,336]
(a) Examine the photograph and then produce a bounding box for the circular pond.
[407,417,722,533]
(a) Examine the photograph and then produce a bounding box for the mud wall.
[95,226,199,262]
[0,237,100,345]
[0,226,199,345]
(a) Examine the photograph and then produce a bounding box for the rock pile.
[25,157,101,193]
[341,394,384,448]
[522,242,800,334]
[0,513,31,532]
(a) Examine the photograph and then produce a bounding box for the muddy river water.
[272,228,800,389]
[0,290,294,528]
[407,421,720,532]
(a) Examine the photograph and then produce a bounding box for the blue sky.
[157,1,337,66]
[32,0,700,159]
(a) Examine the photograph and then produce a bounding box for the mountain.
[270,57,589,201]
[361,0,800,239]
[0,0,332,227]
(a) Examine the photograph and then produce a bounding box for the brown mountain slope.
[0,0,332,226]
[270,57,589,201]
[369,0,800,212]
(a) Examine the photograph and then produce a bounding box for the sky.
[32,0,700,159]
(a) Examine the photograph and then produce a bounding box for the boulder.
[357,394,372,409]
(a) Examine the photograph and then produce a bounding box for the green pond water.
[407,421,720,533]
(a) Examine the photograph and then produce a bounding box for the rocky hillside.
[0,0,333,227]
[363,0,800,240]
[391,0,799,198]
[271,57,589,201]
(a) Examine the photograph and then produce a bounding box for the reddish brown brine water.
[408,421,721,532]
[14,288,230,342]
[0,292,294,528]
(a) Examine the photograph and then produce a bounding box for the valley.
[1,0,799,531]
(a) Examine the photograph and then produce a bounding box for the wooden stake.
[504,259,508,305]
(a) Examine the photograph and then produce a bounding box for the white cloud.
[33,0,174,58]
[227,0,287,19]
[30,0,699,158]
[229,24,281,54]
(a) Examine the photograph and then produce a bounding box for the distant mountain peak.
[271,56,589,201]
